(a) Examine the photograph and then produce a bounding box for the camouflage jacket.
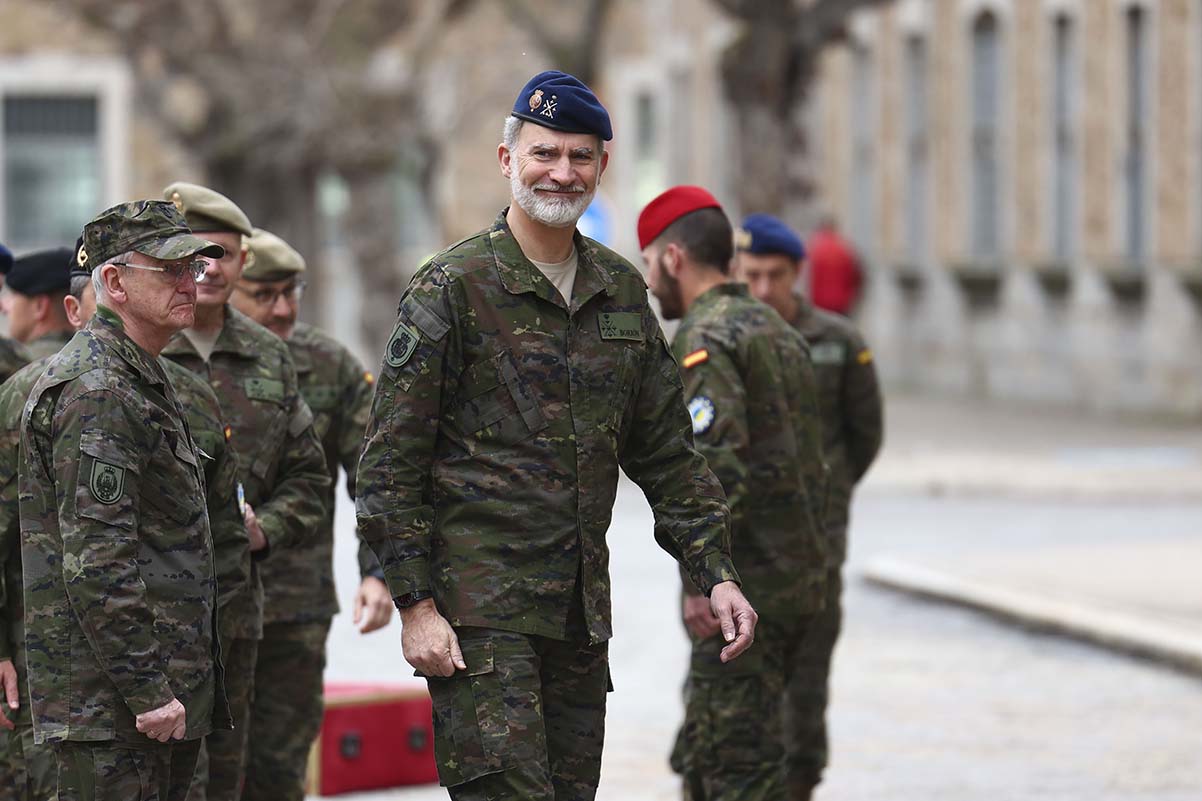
[261,322,377,625]
[18,307,230,744]
[162,305,329,639]
[22,330,73,362]
[0,353,248,725]
[673,284,830,617]
[789,294,883,560]
[357,211,736,645]
[0,335,29,383]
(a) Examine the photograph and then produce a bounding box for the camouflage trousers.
[187,635,258,801]
[0,726,55,801]
[670,612,814,801]
[242,620,330,801]
[52,738,201,801]
[425,626,609,801]
[783,566,843,800]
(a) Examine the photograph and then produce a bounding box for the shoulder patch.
[385,320,420,368]
[857,348,874,365]
[682,349,709,369]
[89,460,125,505]
[687,396,715,435]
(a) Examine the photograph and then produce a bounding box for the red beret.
[637,185,722,250]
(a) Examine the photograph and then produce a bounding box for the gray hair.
[501,115,605,157]
[92,250,136,303]
[69,274,90,300]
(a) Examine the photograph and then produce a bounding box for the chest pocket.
[143,428,206,527]
[451,352,547,453]
[239,376,288,481]
[301,384,339,412]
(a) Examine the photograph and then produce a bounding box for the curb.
[860,557,1202,676]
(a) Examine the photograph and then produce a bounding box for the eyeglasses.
[235,280,306,307]
[113,259,206,282]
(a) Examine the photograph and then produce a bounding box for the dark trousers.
[53,738,202,801]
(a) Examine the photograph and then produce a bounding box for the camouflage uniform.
[357,212,737,800]
[18,306,231,794]
[242,321,375,801]
[781,294,882,798]
[0,338,29,384]
[161,304,328,801]
[666,284,829,801]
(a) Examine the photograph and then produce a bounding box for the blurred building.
[811,0,1202,416]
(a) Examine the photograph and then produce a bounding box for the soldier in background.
[357,70,756,801]
[734,213,883,801]
[0,248,249,801]
[229,227,390,801]
[18,200,231,799]
[0,243,30,382]
[638,187,830,801]
[159,182,329,801]
[0,249,75,360]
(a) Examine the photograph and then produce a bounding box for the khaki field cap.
[78,200,224,270]
[162,181,253,237]
[242,228,306,282]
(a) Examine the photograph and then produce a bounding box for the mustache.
[532,182,586,194]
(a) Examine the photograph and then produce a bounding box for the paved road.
[313,482,1202,800]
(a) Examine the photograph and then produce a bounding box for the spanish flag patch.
[856,349,874,365]
[223,425,233,442]
[364,371,375,385]
[682,349,709,369]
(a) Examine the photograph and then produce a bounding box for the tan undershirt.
[183,327,221,362]
[529,247,578,304]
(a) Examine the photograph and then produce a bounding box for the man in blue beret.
[357,70,756,801]
[735,213,883,801]
[0,243,31,383]
[0,248,76,361]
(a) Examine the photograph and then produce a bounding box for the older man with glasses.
[17,200,232,800]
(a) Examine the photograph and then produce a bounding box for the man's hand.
[353,577,393,634]
[682,593,722,640]
[399,598,466,678]
[0,659,18,731]
[135,698,186,743]
[709,581,758,663]
[243,503,268,552]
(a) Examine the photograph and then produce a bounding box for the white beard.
[510,172,595,228]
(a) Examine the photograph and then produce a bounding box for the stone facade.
[814,0,1202,417]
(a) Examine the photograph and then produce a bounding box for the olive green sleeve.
[619,310,738,598]
[54,391,174,715]
[335,349,382,580]
[253,354,332,553]
[842,333,883,484]
[0,383,19,661]
[355,268,456,600]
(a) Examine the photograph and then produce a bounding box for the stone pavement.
[861,393,1202,675]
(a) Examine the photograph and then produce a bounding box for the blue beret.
[7,247,74,296]
[735,213,805,261]
[0,242,12,275]
[511,70,612,141]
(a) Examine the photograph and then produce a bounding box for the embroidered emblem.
[385,320,420,368]
[687,396,715,435]
[682,349,709,369]
[597,312,642,341]
[541,94,558,119]
[90,460,125,505]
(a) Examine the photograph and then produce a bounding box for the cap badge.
[529,89,544,111]
[734,228,752,250]
[76,245,89,268]
[171,191,184,213]
[540,94,558,119]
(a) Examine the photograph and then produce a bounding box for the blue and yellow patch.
[687,396,715,435]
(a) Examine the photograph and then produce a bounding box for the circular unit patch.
[687,396,716,435]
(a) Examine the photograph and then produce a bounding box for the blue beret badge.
[687,396,715,435]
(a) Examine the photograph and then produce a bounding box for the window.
[633,91,664,207]
[850,41,876,254]
[1123,5,1148,262]
[1052,14,1077,262]
[3,96,101,250]
[971,11,1001,260]
[905,35,929,264]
